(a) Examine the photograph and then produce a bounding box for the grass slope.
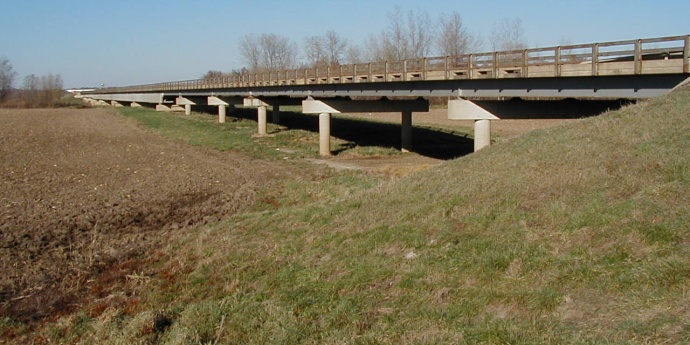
[20,87,690,344]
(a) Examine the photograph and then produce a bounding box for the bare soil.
[0,108,299,323]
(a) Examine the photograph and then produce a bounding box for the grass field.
[7,86,690,344]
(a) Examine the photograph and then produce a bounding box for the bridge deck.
[91,35,689,96]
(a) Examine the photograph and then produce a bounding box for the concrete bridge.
[84,35,690,155]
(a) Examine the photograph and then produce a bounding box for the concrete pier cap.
[448,98,500,151]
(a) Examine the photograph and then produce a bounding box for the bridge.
[83,34,690,155]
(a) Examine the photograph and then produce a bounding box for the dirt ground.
[0,106,571,325]
[0,108,303,323]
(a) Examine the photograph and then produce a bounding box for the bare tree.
[239,33,298,72]
[367,7,435,61]
[344,44,364,64]
[239,34,263,71]
[201,70,226,80]
[406,9,434,59]
[304,35,326,66]
[324,31,347,65]
[260,34,294,70]
[436,12,481,57]
[0,57,17,102]
[489,17,527,51]
[304,31,347,67]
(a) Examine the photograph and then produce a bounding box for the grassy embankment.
[12,87,690,344]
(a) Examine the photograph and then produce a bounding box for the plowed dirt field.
[0,108,296,322]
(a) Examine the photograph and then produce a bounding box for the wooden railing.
[89,35,690,94]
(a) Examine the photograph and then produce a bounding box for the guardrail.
[89,35,690,94]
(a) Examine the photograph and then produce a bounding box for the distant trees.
[367,7,435,61]
[239,33,298,72]
[304,31,347,66]
[436,12,481,57]
[0,57,17,102]
[489,17,527,51]
[16,73,64,107]
[233,9,533,73]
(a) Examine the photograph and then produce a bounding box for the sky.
[0,0,688,88]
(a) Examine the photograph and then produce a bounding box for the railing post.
[592,43,599,76]
[304,69,308,85]
[634,39,642,74]
[423,57,427,80]
[683,35,690,73]
[522,50,527,77]
[403,60,408,81]
[384,61,389,81]
[327,66,331,83]
[368,63,372,82]
[444,56,449,80]
[339,65,343,84]
[555,46,561,77]
[468,54,473,79]
[493,52,498,78]
[353,64,357,83]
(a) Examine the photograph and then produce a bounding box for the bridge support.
[258,106,267,135]
[401,111,412,152]
[176,97,197,115]
[130,102,143,107]
[156,104,171,112]
[448,98,500,151]
[272,104,280,124]
[303,97,429,156]
[474,119,492,151]
[319,113,332,156]
[111,101,124,107]
[218,105,227,123]
[208,96,230,123]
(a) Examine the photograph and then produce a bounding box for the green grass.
[24,87,690,344]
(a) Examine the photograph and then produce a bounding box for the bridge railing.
[88,34,690,94]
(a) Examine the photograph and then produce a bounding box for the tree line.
[203,8,528,78]
[0,57,66,108]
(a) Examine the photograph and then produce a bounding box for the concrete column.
[319,113,332,156]
[272,104,280,124]
[401,111,412,152]
[474,119,491,151]
[184,104,191,115]
[258,106,267,135]
[218,104,226,123]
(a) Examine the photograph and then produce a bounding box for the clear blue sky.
[0,0,688,88]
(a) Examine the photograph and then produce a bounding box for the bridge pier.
[448,98,500,151]
[130,102,143,107]
[474,119,492,151]
[303,97,429,156]
[258,106,267,135]
[207,96,230,123]
[184,104,191,115]
[272,103,280,124]
[218,105,226,123]
[156,104,171,112]
[319,113,332,156]
[401,111,412,152]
